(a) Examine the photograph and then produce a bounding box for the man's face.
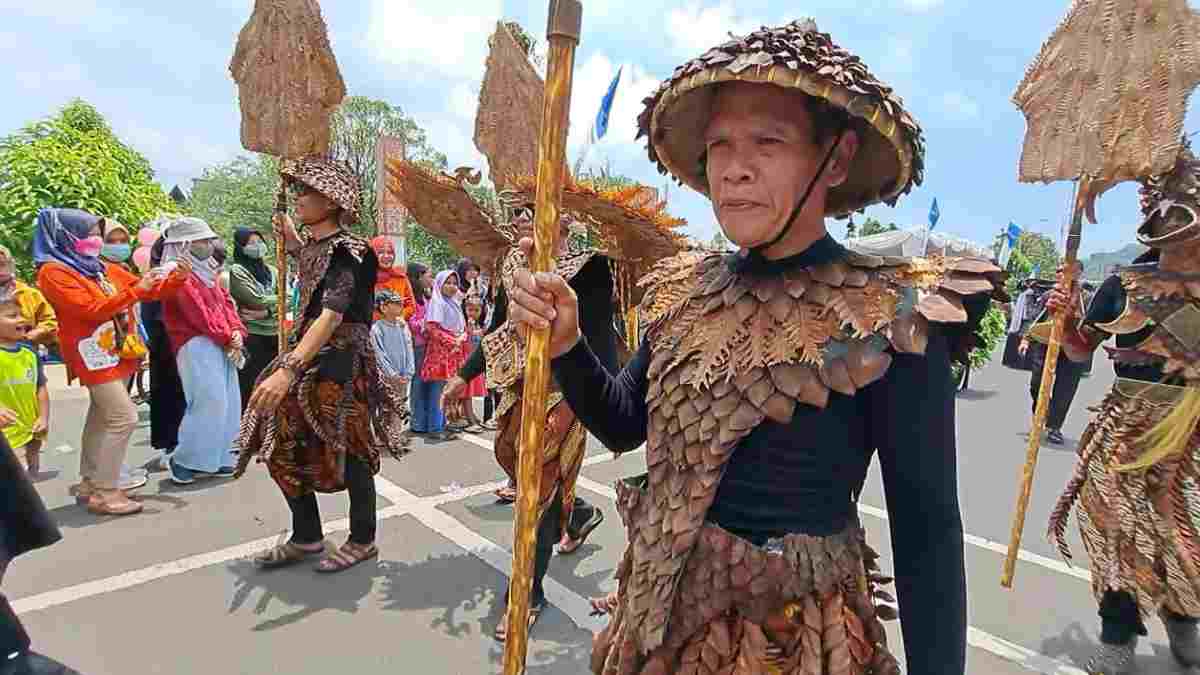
[294,184,338,226]
[703,82,853,249]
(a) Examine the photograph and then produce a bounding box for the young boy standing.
[371,290,414,451]
[0,295,49,477]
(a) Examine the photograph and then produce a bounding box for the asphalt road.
[7,358,1196,674]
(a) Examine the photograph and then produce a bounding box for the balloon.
[132,246,152,273]
[138,228,161,247]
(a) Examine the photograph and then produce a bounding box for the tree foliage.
[186,154,279,246]
[0,99,178,278]
[329,96,448,237]
[951,305,1008,383]
[857,217,898,237]
[992,230,1061,295]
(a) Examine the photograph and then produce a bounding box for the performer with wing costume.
[1046,142,1200,673]
[387,20,689,641]
[505,18,1004,675]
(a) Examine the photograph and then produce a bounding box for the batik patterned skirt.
[1048,378,1200,618]
[493,392,587,528]
[235,324,406,498]
[593,478,900,675]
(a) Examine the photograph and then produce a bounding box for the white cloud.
[939,91,980,122]
[448,82,478,124]
[566,52,660,155]
[665,1,761,56]
[366,0,502,81]
[118,122,236,181]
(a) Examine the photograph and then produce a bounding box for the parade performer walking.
[440,201,617,639]
[1047,142,1200,673]
[235,156,405,574]
[506,18,1003,674]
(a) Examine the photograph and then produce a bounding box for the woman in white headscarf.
[159,217,247,485]
[415,269,467,440]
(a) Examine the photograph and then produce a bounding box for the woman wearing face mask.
[159,218,247,485]
[34,207,189,515]
[99,218,148,404]
[98,218,134,274]
[228,228,280,409]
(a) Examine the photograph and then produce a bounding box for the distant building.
[169,185,187,206]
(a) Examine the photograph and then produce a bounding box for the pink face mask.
[74,236,103,258]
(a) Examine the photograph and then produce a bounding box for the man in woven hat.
[235,156,406,574]
[441,200,620,641]
[1044,140,1200,674]
[507,19,1003,674]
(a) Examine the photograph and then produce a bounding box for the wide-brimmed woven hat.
[637,18,924,218]
[280,156,361,222]
[163,217,219,244]
[1137,139,1200,249]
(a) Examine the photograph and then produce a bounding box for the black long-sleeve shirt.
[458,253,621,382]
[550,238,975,675]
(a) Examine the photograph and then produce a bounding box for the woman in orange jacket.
[34,207,188,516]
[369,236,415,321]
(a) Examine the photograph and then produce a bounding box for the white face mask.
[189,241,214,261]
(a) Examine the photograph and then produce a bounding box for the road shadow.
[374,551,592,673]
[225,537,379,632]
[1039,622,1189,674]
[46,492,187,529]
[956,388,999,401]
[1017,431,1081,453]
[464,500,521,524]
[551,545,617,601]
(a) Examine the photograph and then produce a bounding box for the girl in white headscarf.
[415,270,466,440]
[159,217,247,485]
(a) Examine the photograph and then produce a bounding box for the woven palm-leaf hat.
[637,18,924,218]
[280,156,362,223]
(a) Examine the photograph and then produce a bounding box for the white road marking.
[15,432,1088,675]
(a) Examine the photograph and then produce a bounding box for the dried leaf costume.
[1047,143,1200,666]
[543,20,1004,675]
[235,157,406,497]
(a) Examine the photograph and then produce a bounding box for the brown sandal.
[254,541,325,569]
[315,542,378,573]
[85,489,143,516]
[494,601,545,642]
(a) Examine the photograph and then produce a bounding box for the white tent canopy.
[846,227,993,259]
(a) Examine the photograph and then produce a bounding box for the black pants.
[239,333,279,411]
[1096,589,1200,644]
[505,494,599,607]
[483,390,496,422]
[146,317,185,452]
[1028,345,1086,431]
[286,454,377,546]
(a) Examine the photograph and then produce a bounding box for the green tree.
[0,99,178,278]
[710,232,730,251]
[992,230,1061,295]
[951,305,1007,385]
[329,96,448,238]
[858,217,899,237]
[186,154,279,242]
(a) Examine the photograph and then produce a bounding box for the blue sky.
[1,0,1196,257]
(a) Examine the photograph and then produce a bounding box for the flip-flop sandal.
[315,542,378,574]
[494,602,545,643]
[254,542,324,569]
[557,511,605,555]
[494,486,517,503]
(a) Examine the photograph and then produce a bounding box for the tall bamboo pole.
[275,184,288,353]
[503,1,582,672]
[1001,177,1089,588]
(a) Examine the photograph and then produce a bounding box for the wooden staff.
[504,1,582,672]
[274,183,288,353]
[1001,177,1088,588]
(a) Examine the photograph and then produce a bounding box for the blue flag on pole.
[929,198,940,230]
[1006,221,1021,245]
[591,67,623,143]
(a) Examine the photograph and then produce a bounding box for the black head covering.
[233,227,272,287]
[408,261,430,304]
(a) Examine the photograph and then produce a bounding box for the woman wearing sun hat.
[504,18,1004,674]
[236,156,405,574]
